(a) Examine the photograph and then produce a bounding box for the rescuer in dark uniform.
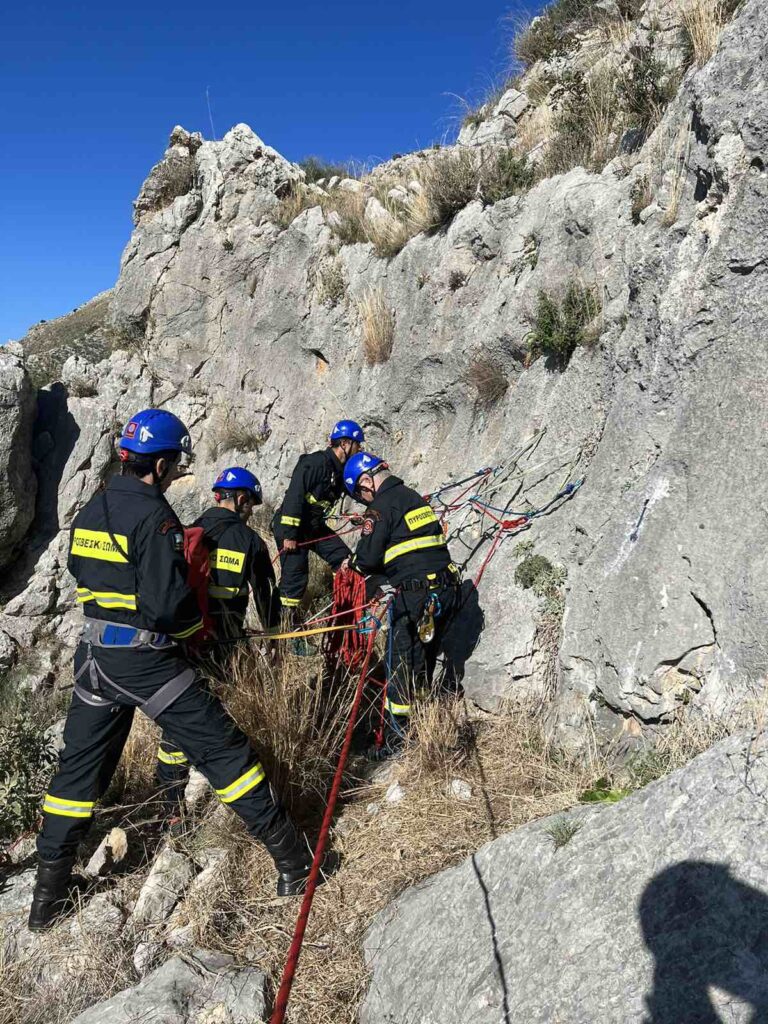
[195,466,280,640]
[271,420,364,619]
[153,466,283,818]
[344,452,461,758]
[28,409,335,932]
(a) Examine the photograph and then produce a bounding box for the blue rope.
[468,478,584,519]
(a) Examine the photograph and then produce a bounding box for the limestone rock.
[84,827,129,878]
[70,950,267,1024]
[130,848,196,930]
[362,734,768,1023]
[0,347,36,569]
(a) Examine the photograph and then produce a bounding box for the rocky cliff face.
[3,0,767,754]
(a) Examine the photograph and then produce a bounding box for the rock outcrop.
[361,732,768,1023]
[70,950,267,1024]
[0,345,36,569]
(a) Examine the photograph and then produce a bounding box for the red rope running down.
[269,628,378,1024]
[271,522,363,566]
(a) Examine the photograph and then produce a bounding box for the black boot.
[261,813,340,897]
[27,856,75,932]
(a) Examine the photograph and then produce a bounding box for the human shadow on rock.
[640,861,768,1023]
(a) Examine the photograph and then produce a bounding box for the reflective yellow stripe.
[385,698,411,716]
[42,794,95,819]
[280,596,301,607]
[76,587,137,611]
[71,528,129,563]
[404,506,439,532]
[216,763,266,803]
[171,618,204,639]
[209,584,247,599]
[209,548,245,573]
[157,747,188,765]
[280,515,301,527]
[383,535,447,565]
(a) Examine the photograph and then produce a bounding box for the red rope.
[324,568,370,670]
[269,627,378,1024]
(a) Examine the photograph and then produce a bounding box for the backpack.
[183,526,214,641]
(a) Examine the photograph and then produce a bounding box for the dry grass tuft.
[358,287,395,365]
[321,190,369,245]
[409,149,479,233]
[313,257,346,306]
[678,0,736,67]
[272,187,316,229]
[464,349,510,407]
[364,204,412,259]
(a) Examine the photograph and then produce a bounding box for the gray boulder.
[70,949,267,1024]
[0,346,36,569]
[361,733,768,1023]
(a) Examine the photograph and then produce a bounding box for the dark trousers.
[386,583,459,727]
[271,521,349,611]
[37,643,280,861]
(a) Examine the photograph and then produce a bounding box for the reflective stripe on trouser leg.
[153,682,281,837]
[37,678,135,861]
[156,736,191,814]
[215,762,267,803]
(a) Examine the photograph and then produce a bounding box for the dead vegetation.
[357,286,394,365]
[464,349,510,408]
[678,0,741,68]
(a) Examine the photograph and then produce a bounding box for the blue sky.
[1,0,540,342]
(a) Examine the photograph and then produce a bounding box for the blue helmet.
[344,452,386,497]
[119,409,192,456]
[212,466,263,504]
[330,419,364,444]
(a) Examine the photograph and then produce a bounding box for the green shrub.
[514,554,566,597]
[545,68,621,175]
[515,0,603,66]
[0,690,58,844]
[618,45,680,138]
[299,156,350,183]
[480,150,534,204]
[580,777,631,803]
[527,281,601,367]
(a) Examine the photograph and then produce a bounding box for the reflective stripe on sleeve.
[157,747,189,765]
[215,763,266,804]
[383,535,447,566]
[42,794,95,819]
[280,515,301,527]
[280,596,301,607]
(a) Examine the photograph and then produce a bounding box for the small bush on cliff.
[0,689,58,845]
[618,44,681,138]
[479,149,535,204]
[527,281,601,368]
[679,0,742,69]
[515,0,603,66]
[299,155,349,183]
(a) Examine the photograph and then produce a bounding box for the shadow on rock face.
[438,579,485,693]
[640,861,768,1023]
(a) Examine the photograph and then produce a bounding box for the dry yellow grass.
[678,0,731,67]
[357,286,394,365]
